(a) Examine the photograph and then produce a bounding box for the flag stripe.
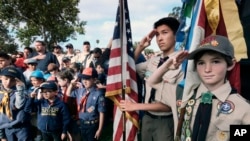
[105,0,139,140]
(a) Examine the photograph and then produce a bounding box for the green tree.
[0,21,18,53]
[168,6,182,21]
[0,0,86,49]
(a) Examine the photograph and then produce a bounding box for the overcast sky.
[62,0,182,51]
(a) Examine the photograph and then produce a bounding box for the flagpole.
[119,0,126,141]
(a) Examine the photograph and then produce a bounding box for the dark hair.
[193,50,234,70]
[70,62,83,73]
[92,47,102,55]
[35,40,46,46]
[95,62,105,68]
[47,63,59,72]
[154,17,180,34]
[24,47,33,53]
[58,68,74,81]
[17,52,24,57]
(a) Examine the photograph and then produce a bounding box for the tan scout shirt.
[154,68,184,136]
[181,81,250,141]
[54,53,65,70]
[136,52,182,116]
[71,52,93,68]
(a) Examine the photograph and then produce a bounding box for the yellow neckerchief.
[0,89,13,120]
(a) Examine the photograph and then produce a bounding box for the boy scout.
[66,67,105,141]
[120,17,182,141]
[0,67,32,141]
[181,35,250,141]
[148,35,250,141]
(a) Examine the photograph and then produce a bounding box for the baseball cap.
[0,67,23,81]
[39,81,58,90]
[83,41,90,45]
[79,67,98,79]
[188,35,234,59]
[30,70,44,79]
[0,52,11,60]
[65,43,73,48]
[53,45,62,49]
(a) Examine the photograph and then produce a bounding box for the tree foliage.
[0,0,86,50]
[168,6,182,21]
[0,21,18,53]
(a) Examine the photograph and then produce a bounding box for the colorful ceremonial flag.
[105,0,139,141]
[182,0,248,100]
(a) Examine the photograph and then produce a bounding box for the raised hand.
[138,29,156,50]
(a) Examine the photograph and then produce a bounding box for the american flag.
[105,0,139,141]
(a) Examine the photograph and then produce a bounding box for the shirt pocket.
[215,116,241,131]
[213,117,239,141]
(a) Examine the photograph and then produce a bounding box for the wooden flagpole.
[119,0,126,141]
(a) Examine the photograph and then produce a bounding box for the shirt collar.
[196,81,232,102]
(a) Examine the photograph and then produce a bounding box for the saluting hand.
[138,29,156,50]
[166,50,189,70]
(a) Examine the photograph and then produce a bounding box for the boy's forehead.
[1,75,14,79]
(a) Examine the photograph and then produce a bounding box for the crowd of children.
[0,41,110,141]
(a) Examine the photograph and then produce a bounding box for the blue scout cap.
[0,67,23,81]
[188,35,234,59]
[39,81,58,90]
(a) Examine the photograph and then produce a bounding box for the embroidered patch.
[201,91,213,104]
[187,99,195,106]
[217,100,235,114]
[216,130,228,141]
[87,106,95,113]
[186,106,192,115]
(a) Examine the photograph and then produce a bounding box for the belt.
[81,119,99,125]
[144,111,173,119]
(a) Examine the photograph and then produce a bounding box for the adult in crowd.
[71,41,93,69]
[89,47,103,69]
[65,43,76,59]
[52,45,65,70]
[25,40,59,72]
